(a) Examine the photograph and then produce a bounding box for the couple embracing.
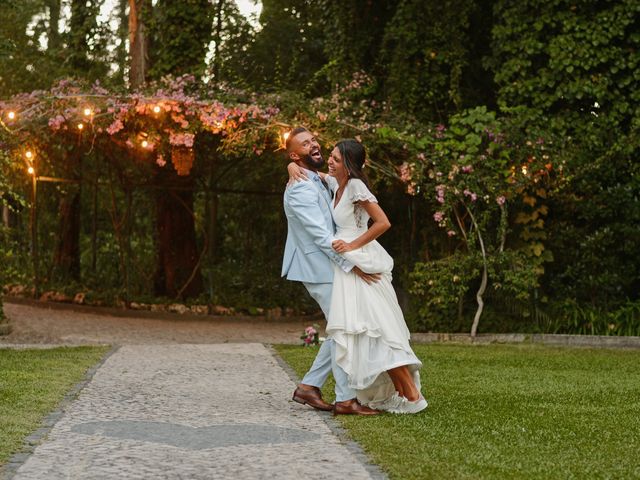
[281,127,427,415]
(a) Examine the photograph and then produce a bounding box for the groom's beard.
[304,153,325,170]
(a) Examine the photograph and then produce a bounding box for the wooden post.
[125,187,132,306]
[91,160,99,273]
[31,175,39,299]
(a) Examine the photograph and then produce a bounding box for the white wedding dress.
[325,177,425,412]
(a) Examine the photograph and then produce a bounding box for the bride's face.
[328,147,348,181]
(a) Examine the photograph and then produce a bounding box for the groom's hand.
[352,266,381,284]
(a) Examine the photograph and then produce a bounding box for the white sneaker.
[389,395,428,414]
[377,392,404,412]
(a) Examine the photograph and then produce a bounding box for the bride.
[289,139,427,414]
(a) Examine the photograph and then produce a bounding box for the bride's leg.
[387,366,420,401]
[386,370,405,398]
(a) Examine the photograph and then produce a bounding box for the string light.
[77,123,84,130]
[521,166,528,175]
[27,166,35,175]
[25,150,34,160]
[283,131,290,142]
[7,111,16,120]
[141,140,149,148]
[153,105,161,114]
[83,107,92,117]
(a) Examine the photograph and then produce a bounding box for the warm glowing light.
[25,150,33,159]
[283,131,290,142]
[8,111,16,120]
[27,166,35,175]
[83,107,92,116]
[141,140,149,148]
[521,166,528,175]
[153,105,161,113]
[77,123,84,130]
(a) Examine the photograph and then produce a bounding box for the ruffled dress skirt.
[326,232,422,409]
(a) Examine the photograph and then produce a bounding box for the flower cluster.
[300,324,321,347]
[399,162,418,195]
[169,132,195,148]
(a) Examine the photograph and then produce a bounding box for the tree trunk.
[153,176,203,299]
[128,0,151,88]
[466,206,487,337]
[53,190,81,281]
[212,0,225,81]
[47,0,61,50]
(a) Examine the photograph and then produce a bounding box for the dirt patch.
[1,300,320,345]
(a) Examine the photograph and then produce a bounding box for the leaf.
[531,243,545,257]
[515,212,532,224]
[523,195,537,207]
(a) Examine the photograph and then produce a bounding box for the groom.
[282,126,379,415]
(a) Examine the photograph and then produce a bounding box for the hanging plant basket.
[171,146,194,176]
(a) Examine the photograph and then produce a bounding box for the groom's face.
[289,131,324,170]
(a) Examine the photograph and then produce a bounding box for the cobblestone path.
[6,344,382,479]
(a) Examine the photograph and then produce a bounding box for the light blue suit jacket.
[281,170,353,283]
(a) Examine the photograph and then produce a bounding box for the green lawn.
[0,346,110,465]
[276,343,640,479]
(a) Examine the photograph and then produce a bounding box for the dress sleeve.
[348,179,377,203]
[325,175,338,193]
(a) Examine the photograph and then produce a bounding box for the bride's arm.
[287,162,308,184]
[287,162,329,184]
[332,201,391,253]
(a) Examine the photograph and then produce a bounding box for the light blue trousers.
[301,282,355,402]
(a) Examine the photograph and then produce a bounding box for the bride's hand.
[332,239,353,253]
[287,162,307,185]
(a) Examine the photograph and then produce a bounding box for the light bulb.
[153,105,161,113]
[83,108,92,116]
[77,123,84,130]
[8,111,16,120]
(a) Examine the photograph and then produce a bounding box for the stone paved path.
[5,344,383,480]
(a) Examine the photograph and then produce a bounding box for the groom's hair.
[285,126,309,152]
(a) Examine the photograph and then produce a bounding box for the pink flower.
[461,165,473,173]
[107,119,124,135]
[463,189,477,202]
[399,162,412,182]
[156,154,166,167]
[433,211,445,222]
[169,132,195,148]
[447,230,456,237]
[496,195,506,206]
[48,114,65,131]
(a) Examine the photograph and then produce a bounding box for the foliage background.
[0,0,638,334]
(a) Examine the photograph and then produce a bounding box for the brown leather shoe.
[292,385,333,411]
[333,399,380,416]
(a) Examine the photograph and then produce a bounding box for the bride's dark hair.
[336,139,370,189]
